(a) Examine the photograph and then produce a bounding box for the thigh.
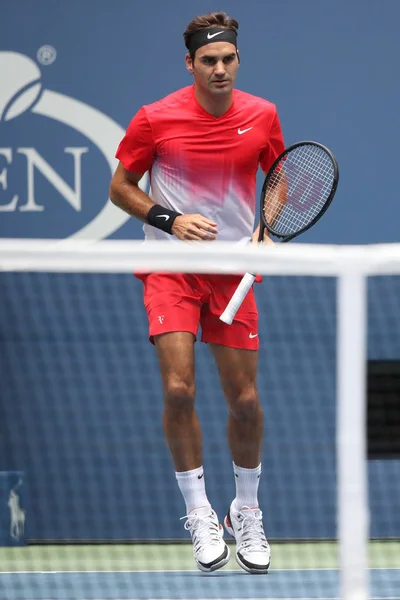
[155,332,196,393]
[200,274,259,350]
[138,273,202,344]
[209,343,258,403]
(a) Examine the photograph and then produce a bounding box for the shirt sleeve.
[115,107,155,173]
[259,109,285,173]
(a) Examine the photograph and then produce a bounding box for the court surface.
[1,542,399,600]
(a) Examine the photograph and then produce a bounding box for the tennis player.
[110,11,285,574]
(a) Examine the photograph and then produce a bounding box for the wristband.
[146,204,182,234]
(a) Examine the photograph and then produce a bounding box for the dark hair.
[183,11,239,57]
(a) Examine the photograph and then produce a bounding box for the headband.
[188,27,238,56]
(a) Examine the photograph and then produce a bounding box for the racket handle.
[219,272,256,325]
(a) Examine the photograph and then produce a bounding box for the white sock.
[175,466,211,515]
[233,462,261,510]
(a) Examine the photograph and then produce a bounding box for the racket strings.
[264,145,335,236]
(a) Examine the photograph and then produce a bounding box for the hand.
[251,228,273,286]
[262,234,275,246]
[172,214,218,241]
[251,228,275,245]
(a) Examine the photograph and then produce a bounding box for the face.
[186,41,239,96]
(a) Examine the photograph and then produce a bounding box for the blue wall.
[1,0,400,541]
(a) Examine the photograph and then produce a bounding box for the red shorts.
[135,273,259,350]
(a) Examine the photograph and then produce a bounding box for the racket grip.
[219,272,256,325]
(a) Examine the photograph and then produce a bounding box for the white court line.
[32,596,400,600]
[27,596,400,600]
[0,567,341,574]
[2,567,400,574]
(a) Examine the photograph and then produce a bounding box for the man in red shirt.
[110,11,285,574]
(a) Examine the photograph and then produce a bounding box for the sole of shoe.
[195,543,231,573]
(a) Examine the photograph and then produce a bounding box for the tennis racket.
[220,141,339,324]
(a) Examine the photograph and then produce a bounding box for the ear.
[237,49,240,65]
[185,53,194,74]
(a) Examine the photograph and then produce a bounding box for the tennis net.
[0,239,399,600]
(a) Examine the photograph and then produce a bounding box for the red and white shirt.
[116,85,284,242]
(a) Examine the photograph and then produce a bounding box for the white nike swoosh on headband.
[207,31,225,39]
[155,215,170,221]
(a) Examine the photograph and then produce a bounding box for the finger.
[194,214,217,224]
[196,231,217,241]
[183,230,210,241]
[187,227,216,241]
[194,226,217,240]
[263,235,275,245]
[196,221,218,235]
[200,231,217,240]
[195,216,218,228]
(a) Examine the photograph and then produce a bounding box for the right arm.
[109,164,218,241]
[109,162,155,221]
[110,106,218,241]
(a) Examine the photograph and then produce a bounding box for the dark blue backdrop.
[1,0,399,541]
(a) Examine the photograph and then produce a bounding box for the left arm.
[252,180,275,245]
[253,169,288,244]
[253,107,286,245]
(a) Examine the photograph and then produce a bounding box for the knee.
[229,387,260,420]
[164,379,195,413]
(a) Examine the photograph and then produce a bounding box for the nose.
[214,60,226,77]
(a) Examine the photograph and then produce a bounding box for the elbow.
[109,179,119,207]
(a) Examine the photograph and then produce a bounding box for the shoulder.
[233,88,278,115]
[142,86,194,121]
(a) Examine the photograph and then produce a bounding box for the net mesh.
[0,240,399,600]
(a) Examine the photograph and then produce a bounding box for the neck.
[194,84,233,118]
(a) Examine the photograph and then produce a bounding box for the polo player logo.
[7,480,26,540]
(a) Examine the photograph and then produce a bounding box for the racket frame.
[258,140,339,243]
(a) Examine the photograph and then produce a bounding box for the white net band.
[1,239,400,276]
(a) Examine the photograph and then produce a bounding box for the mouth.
[212,80,229,86]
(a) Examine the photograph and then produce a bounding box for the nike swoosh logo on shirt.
[207,31,225,39]
[249,332,258,338]
[238,127,253,135]
[156,215,170,221]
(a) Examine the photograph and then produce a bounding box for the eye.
[223,55,236,64]
[203,57,216,66]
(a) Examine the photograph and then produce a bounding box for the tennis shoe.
[182,507,230,572]
[224,502,270,574]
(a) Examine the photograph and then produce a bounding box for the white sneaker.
[182,507,230,572]
[224,502,270,574]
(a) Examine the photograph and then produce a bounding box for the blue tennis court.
[1,544,399,600]
[2,568,400,600]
